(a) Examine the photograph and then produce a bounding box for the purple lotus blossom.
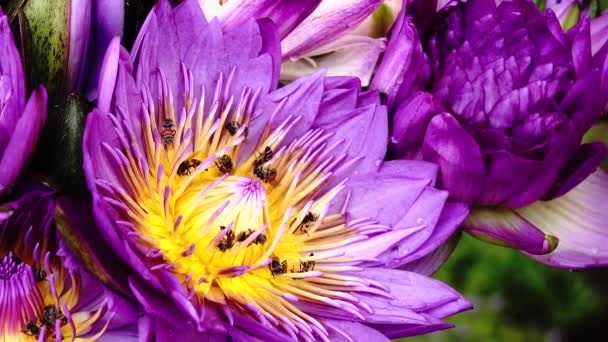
[382,0,608,268]
[0,182,137,341]
[0,9,46,197]
[82,0,471,339]
[198,0,401,86]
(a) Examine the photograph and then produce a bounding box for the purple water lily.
[0,9,46,197]
[379,0,608,268]
[198,0,400,86]
[82,0,471,339]
[0,182,137,341]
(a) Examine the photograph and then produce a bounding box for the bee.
[295,212,318,234]
[42,305,66,326]
[215,155,233,174]
[23,320,41,337]
[236,229,267,245]
[225,121,249,137]
[254,234,267,245]
[177,159,201,176]
[298,253,316,273]
[218,226,235,252]
[160,119,176,145]
[253,165,277,183]
[33,267,47,282]
[254,146,273,166]
[269,257,287,277]
[236,229,252,242]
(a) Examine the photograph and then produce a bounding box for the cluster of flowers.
[0,0,606,340]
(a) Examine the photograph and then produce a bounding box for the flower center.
[0,253,45,335]
[103,67,391,338]
[0,245,110,341]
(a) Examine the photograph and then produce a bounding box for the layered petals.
[199,0,322,39]
[385,0,608,267]
[0,10,47,197]
[369,6,429,110]
[422,113,485,204]
[0,87,47,197]
[82,1,470,340]
[281,0,383,58]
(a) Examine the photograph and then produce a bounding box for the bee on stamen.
[215,155,233,174]
[225,121,249,137]
[254,165,277,183]
[253,146,276,182]
[269,257,287,278]
[177,159,201,176]
[236,229,252,242]
[298,253,316,273]
[33,267,47,282]
[42,305,67,326]
[236,229,267,245]
[161,119,176,145]
[296,212,318,234]
[23,320,41,337]
[254,146,273,166]
[218,226,236,252]
[254,233,267,245]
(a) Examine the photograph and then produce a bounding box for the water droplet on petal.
[416,217,424,224]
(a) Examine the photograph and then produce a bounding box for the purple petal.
[85,0,124,99]
[521,169,608,269]
[463,206,558,255]
[314,91,388,174]
[477,149,541,205]
[0,12,25,112]
[257,19,281,91]
[395,202,469,270]
[282,0,383,59]
[0,87,47,196]
[326,320,391,342]
[591,14,608,56]
[250,70,325,151]
[502,122,580,207]
[281,35,386,86]
[568,16,592,76]
[378,159,439,185]
[422,112,486,204]
[400,231,462,276]
[68,0,92,90]
[370,11,429,110]
[344,176,433,227]
[97,36,122,113]
[213,0,322,39]
[355,268,472,320]
[545,142,607,199]
[390,91,437,159]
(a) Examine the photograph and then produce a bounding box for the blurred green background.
[396,234,608,342]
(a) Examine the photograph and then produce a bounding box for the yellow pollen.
[104,68,385,336]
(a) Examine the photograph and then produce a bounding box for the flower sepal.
[463,207,559,255]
